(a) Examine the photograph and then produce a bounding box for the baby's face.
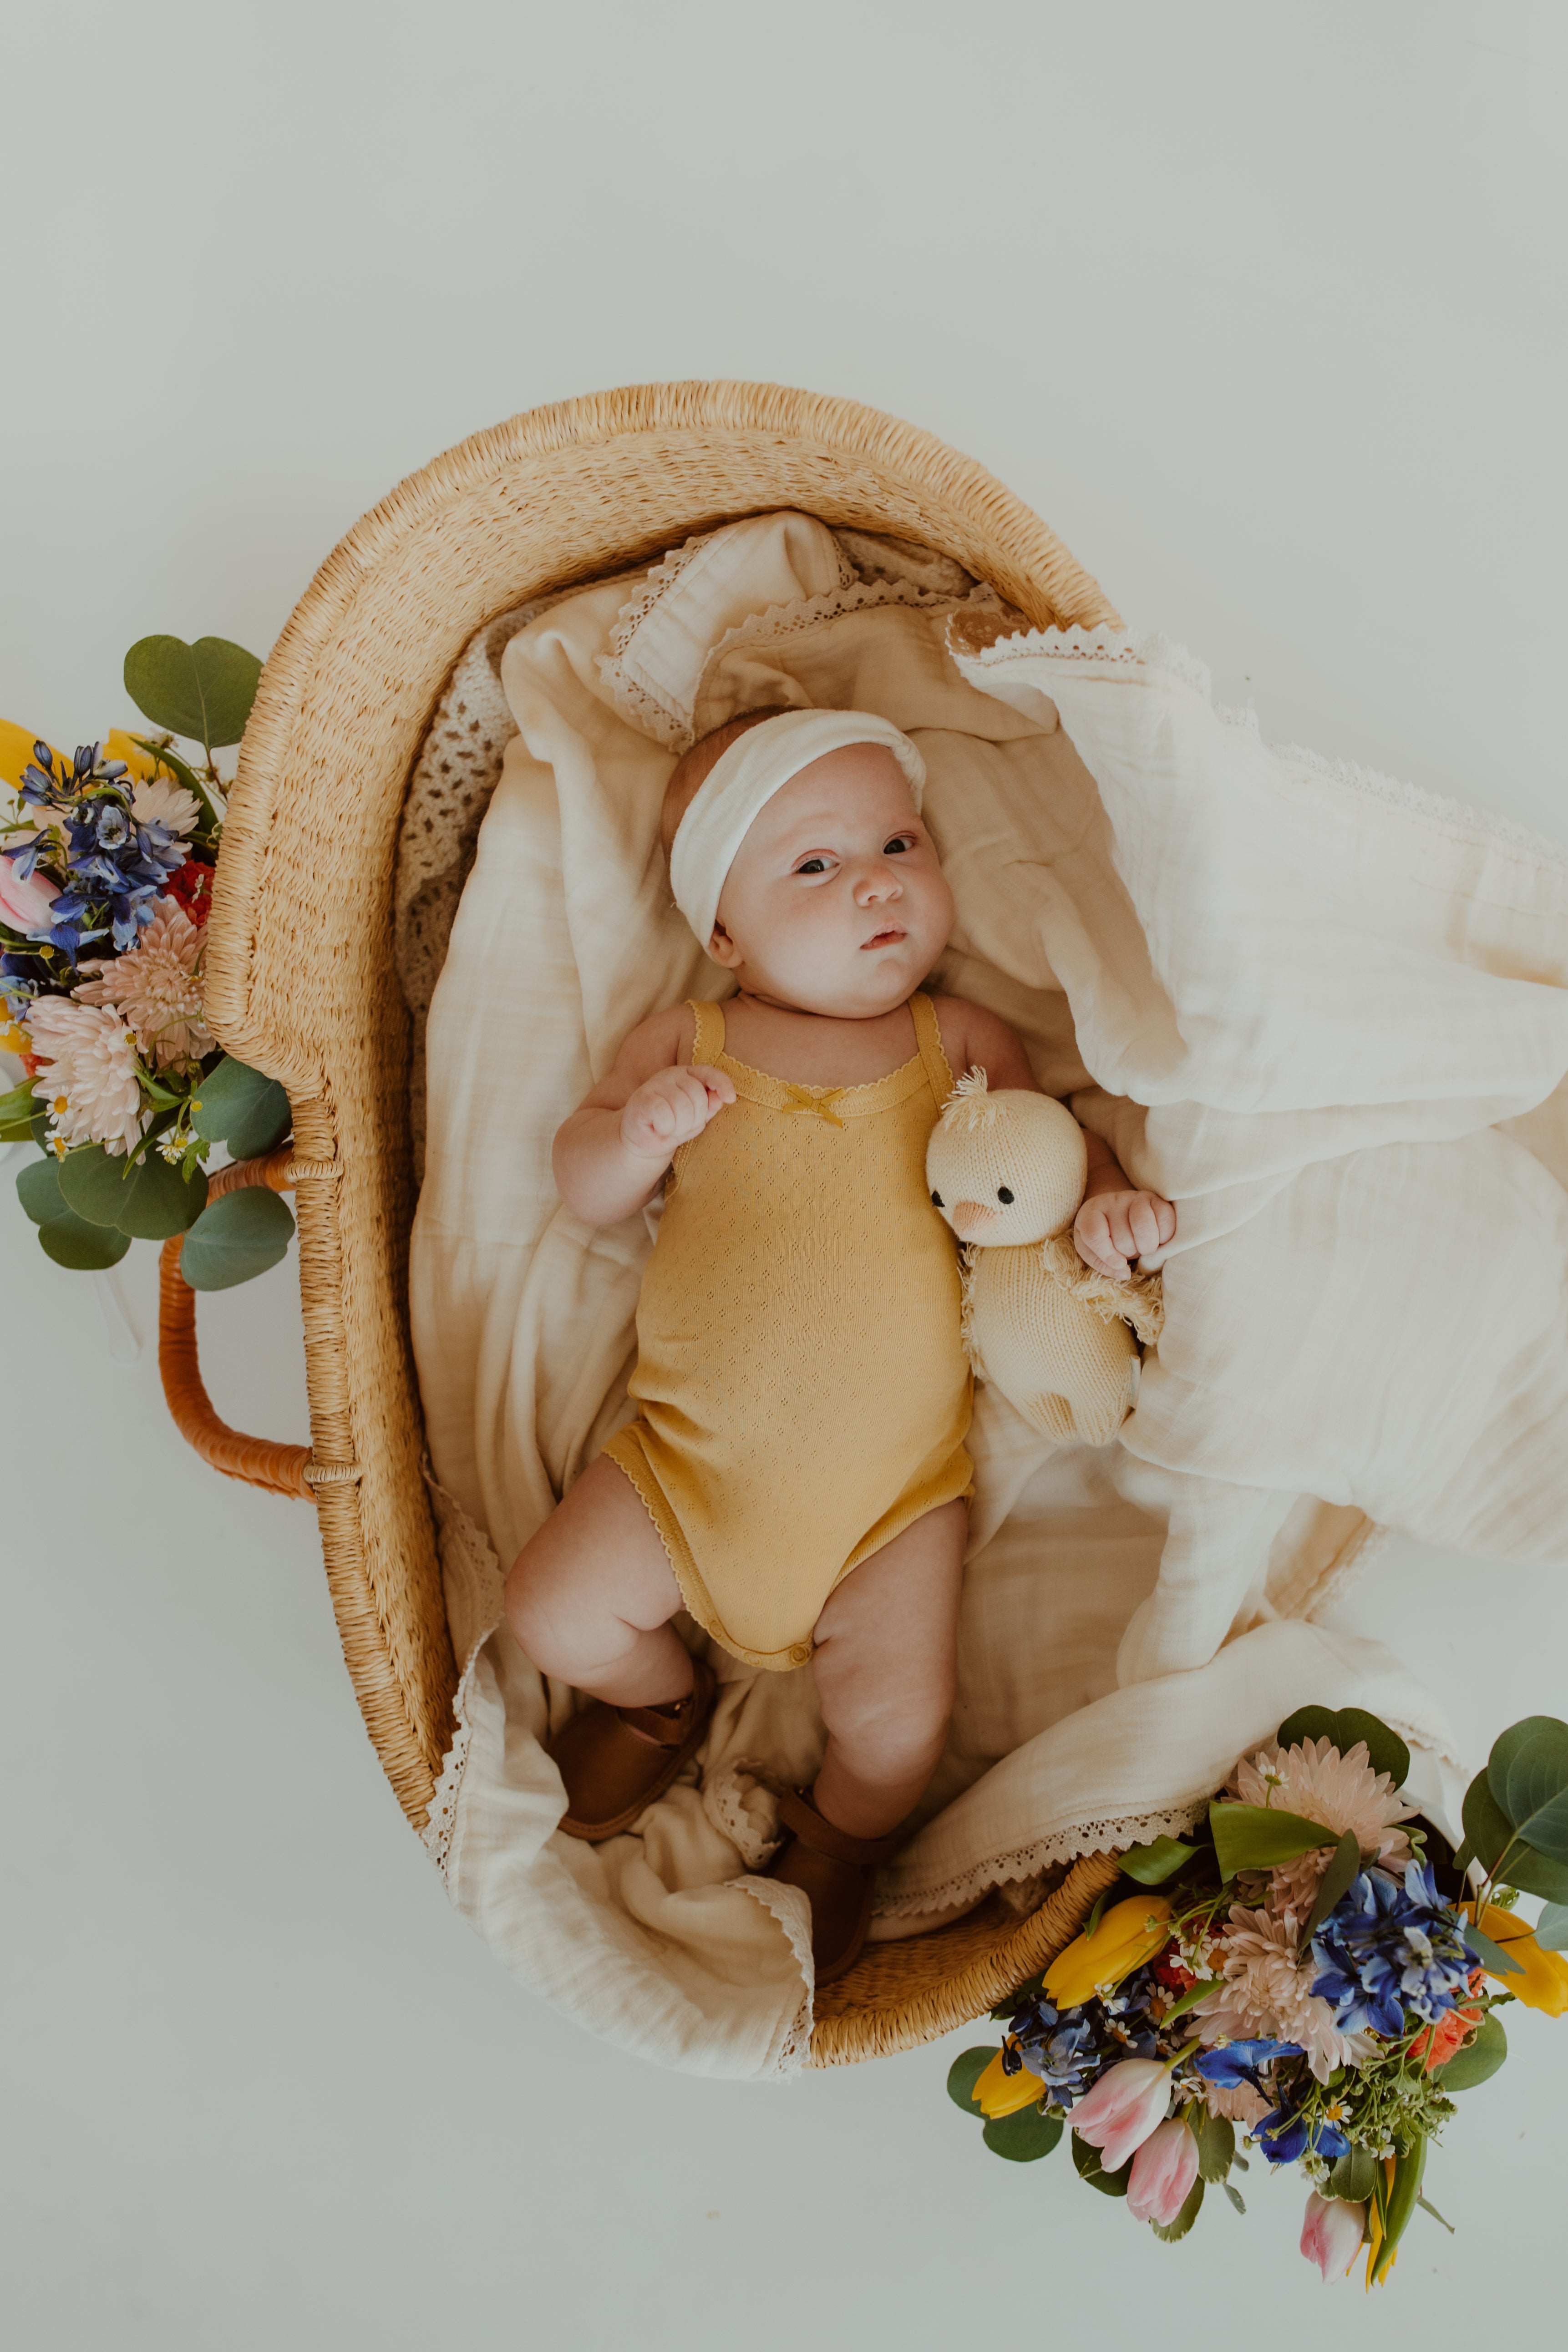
[710,744,954,1018]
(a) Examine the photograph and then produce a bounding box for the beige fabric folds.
[409,513,1567,2078]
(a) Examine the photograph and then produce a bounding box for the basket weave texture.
[205,380,1122,2059]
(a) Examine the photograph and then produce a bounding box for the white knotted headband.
[668,707,926,949]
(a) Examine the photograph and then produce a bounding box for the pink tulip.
[1299,2190,1366,2281]
[0,854,58,936]
[1071,2058,1172,2173]
[1126,2118,1200,2225]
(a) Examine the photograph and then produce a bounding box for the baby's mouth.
[861,926,907,951]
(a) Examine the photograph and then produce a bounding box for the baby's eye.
[997,1186,1015,1204]
[796,857,830,875]
[930,1190,944,1208]
[884,835,913,855]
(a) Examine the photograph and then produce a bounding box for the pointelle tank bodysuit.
[604,992,974,1671]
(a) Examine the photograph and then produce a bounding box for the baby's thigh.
[812,1500,967,1706]
[505,1455,682,1640]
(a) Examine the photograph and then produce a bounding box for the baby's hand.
[1074,1187,1176,1281]
[620,1063,736,1160]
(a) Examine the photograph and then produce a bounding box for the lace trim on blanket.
[702,1757,787,1868]
[421,1652,481,1886]
[957,622,1568,873]
[693,576,1005,739]
[872,1800,1210,1921]
[736,1876,815,2073]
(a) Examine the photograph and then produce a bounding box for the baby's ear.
[706,921,742,970]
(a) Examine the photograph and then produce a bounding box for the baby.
[505,705,1175,1980]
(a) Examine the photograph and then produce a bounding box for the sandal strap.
[615,1657,714,1750]
[775,1783,901,1868]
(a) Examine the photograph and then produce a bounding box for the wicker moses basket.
[174,381,1135,2064]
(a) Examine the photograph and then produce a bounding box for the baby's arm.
[552,1005,735,1226]
[932,998,1175,1279]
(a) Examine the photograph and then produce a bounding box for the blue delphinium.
[1254,2097,1351,2168]
[1310,1860,1473,2038]
[1001,1964,1171,2110]
[10,742,184,962]
[1193,2035,1304,2092]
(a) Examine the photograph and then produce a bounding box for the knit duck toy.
[924,1071,1163,1446]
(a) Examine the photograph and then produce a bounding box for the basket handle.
[158,1142,314,1500]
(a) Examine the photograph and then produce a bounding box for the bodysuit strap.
[687,999,727,1064]
[908,992,954,1105]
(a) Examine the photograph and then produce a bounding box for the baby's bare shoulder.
[581,1003,697,1110]
[929,995,1040,1093]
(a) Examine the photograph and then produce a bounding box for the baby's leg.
[808,1498,967,1840]
[504,1455,691,1708]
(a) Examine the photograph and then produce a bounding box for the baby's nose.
[950,1200,998,1237]
[855,861,903,902]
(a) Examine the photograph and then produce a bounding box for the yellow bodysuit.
[605,993,974,1671]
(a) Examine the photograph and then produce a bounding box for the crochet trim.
[872,1800,1212,1921]
[735,1876,815,2073]
[421,1652,481,1886]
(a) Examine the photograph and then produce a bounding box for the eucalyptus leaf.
[37,1206,132,1270]
[1195,2112,1234,2184]
[123,635,262,750]
[1301,1829,1364,1945]
[945,2048,996,2116]
[1275,1705,1411,1790]
[189,1056,290,1159]
[1222,2180,1247,2215]
[1120,1836,1201,1886]
[1437,2011,1507,2093]
[1208,1800,1338,1880]
[1459,1918,1524,1977]
[16,1154,65,1226]
[1151,2176,1205,2244]
[94,1142,209,1239]
[1327,2146,1379,2203]
[1533,1903,1568,1952]
[178,1185,294,1290]
[1488,1717,1568,1862]
[1462,1769,1568,1902]
[57,1143,140,1228]
[1071,2133,1131,2198]
[983,2106,1062,2164]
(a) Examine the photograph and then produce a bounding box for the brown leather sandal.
[548,1655,718,1842]
[764,1784,901,1984]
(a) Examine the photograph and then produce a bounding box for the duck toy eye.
[997,1186,1014,1204]
[931,1190,944,1208]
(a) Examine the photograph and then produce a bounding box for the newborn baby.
[505,705,1175,1979]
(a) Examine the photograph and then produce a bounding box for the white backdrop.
[3,4,1566,2346]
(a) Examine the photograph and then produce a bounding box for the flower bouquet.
[1,634,294,1289]
[948,1705,1568,2284]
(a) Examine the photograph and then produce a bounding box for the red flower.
[1153,1948,1196,1992]
[1411,2001,1483,2073]
[164,858,216,928]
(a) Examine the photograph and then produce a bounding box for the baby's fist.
[1074,1186,1176,1281]
[620,1063,735,1160]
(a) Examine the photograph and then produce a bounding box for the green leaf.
[178,1185,294,1290]
[1160,1977,1217,2025]
[57,1140,208,1239]
[37,1206,132,1269]
[983,2106,1063,2163]
[1208,1800,1338,1880]
[1151,2175,1205,2243]
[1437,2011,1507,2093]
[189,1055,290,1160]
[1194,2112,1234,2184]
[1222,2180,1247,2216]
[1459,1918,1523,1977]
[1301,1829,1365,1946]
[56,1142,139,1227]
[1082,1890,1109,1942]
[1462,1769,1568,1902]
[0,1077,38,1139]
[1416,2194,1456,2235]
[122,634,263,750]
[945,2047,997,2115]
[1327,2147,1380,2204]
[1275,1705,1411,1790]
[16,1153,64,1226]
[1120,1836,1201,1886]
[1071,2133,1131,2198]
[1533,1902,1568,1952]
[1488,1717,1568,1862]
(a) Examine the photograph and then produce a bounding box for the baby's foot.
[548,1656,716,1840]
[765,1785,900,1983]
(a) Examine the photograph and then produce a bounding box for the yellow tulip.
[970,2048,1045,2120]
[1467,1904,1568,2017]
[1043,1895,1176,2009]
[0,1019,29,1056]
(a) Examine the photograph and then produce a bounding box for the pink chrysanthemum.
[75,897,210,1070]
[1230,1735,1415,1914]
[1196,2078,1271,2129]
[1194,1903,1377,2084]
[26,997,147,1155]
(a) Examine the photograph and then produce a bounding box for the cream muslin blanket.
[409,512,1567,2078]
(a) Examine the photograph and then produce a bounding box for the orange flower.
[1410,2001,1483,2073]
